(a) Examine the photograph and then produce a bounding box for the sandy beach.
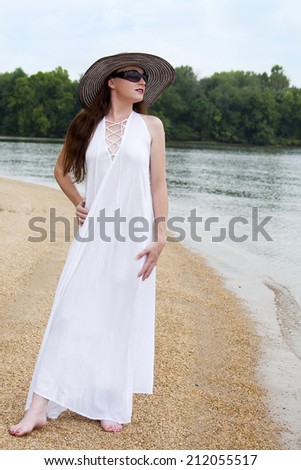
[0,176,284,450]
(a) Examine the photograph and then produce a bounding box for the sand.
[0,177,284,450]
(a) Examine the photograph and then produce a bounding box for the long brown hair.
[62,76,148,183]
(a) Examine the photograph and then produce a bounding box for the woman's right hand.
[75,198,88,226]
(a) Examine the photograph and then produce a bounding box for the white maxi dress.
[25,111,156,424]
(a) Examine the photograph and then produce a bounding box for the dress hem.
[25,388,153,424]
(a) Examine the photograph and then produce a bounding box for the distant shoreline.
[0,135,64,144]
[1,134,300,150]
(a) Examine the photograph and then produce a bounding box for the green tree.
[0,65,300,145]
[29,67,79,137]
[0,68,27,135]
[269,65,290,94]
[151,66,200,139]
[7,75,35,136]
[277,87,301,142]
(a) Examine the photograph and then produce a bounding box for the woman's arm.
[148,116,168,243]
[54,146,88,225]
[136,115,168,280]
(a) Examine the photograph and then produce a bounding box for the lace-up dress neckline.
[104,114,132,161]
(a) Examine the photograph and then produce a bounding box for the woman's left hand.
[136,240,166,281]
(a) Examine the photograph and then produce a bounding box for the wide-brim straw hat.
[78,52,175,108]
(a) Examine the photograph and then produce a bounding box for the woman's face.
[109,65,146,103]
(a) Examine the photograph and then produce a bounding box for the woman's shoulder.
[139,114,163,127]
[138,114,164,138]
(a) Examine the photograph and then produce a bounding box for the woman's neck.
[106,100,133,123]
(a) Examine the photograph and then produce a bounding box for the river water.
[1,140,300,447]
[167,145,301,356]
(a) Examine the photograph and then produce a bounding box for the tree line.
[0,65,300,145]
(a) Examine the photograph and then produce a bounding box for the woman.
[9,52,175,435]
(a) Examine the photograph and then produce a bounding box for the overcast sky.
[1,0,300,86]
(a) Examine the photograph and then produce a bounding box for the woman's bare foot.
[9,410,47,436]
[100,420,123,433]
[8,392,48,437]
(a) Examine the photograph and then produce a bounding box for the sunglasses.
[111,70,149,83]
